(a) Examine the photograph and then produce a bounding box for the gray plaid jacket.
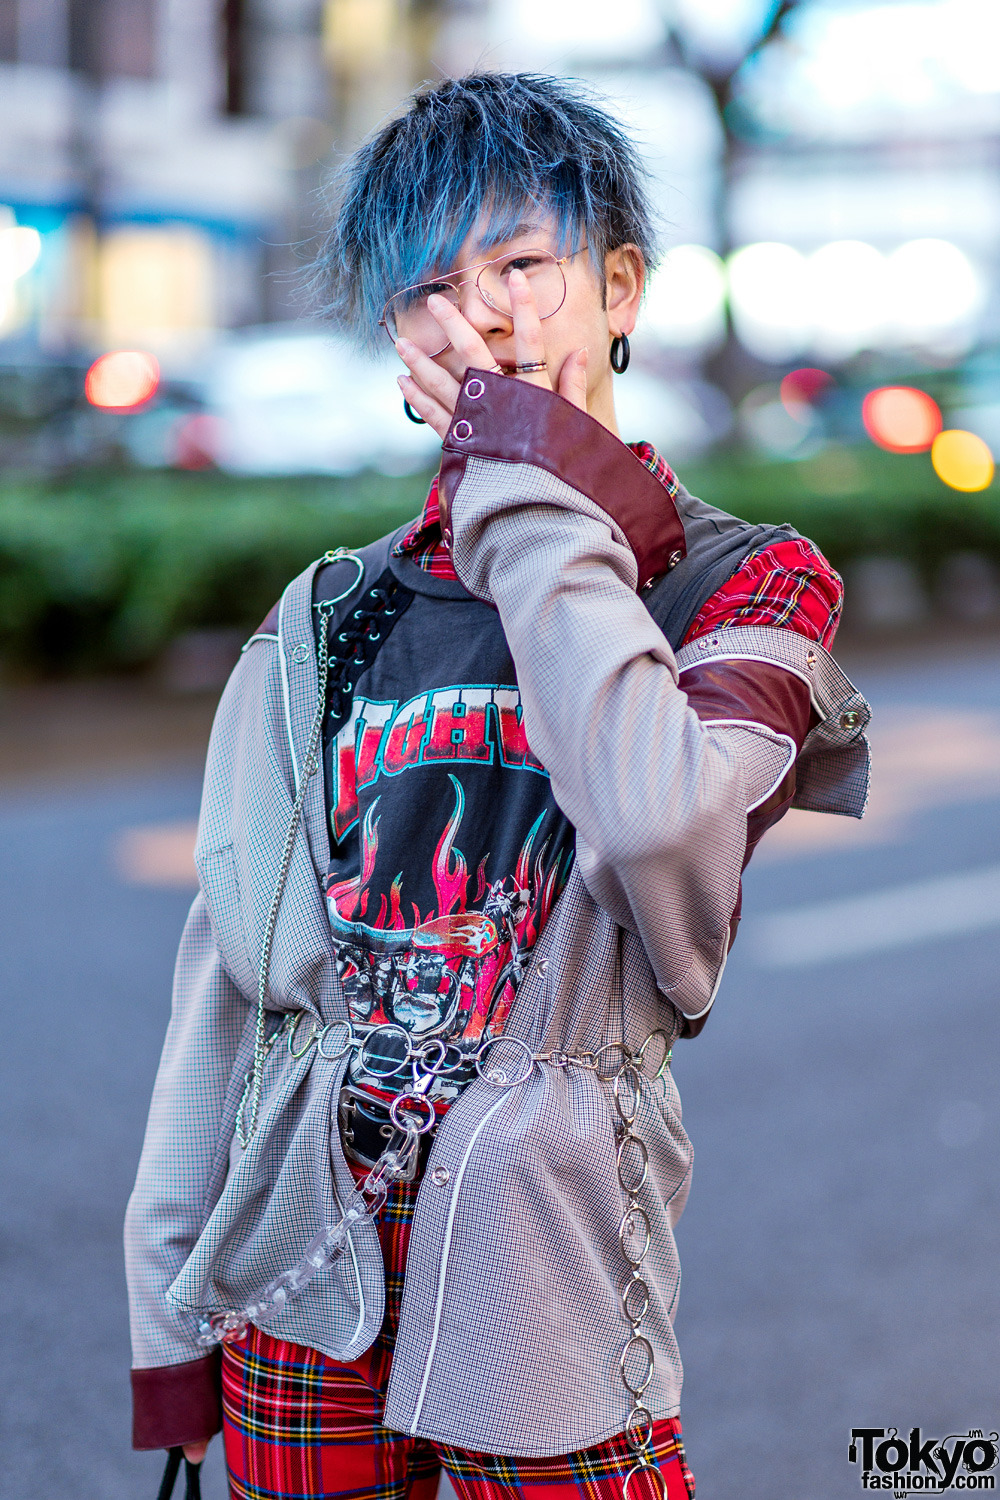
[126,374,870,1456]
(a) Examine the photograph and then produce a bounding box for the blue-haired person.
[126,71,869,1500]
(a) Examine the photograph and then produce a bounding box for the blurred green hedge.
[683,445,1000,580]
[0,469,429,674]
[0,447,997,674]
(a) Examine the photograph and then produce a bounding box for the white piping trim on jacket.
[277,588,300,794]
[699,719,798,811]
[677,651,823,716]
[241,632,278,653]
[409,1090,513,1432]
[683,931,730,1023]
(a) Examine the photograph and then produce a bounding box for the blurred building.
[0,0,300,354]
[0,0,487,361]
[0,0,997,474]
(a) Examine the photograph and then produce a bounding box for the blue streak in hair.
[313,73,658,352]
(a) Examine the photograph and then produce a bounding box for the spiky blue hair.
[313,72,659,352]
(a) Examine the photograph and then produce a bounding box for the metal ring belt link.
[612,1030,673,1500]
[261,1016,671,1089]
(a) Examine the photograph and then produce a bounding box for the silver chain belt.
[200,1028,671,1352]
[612,1038,670,1500]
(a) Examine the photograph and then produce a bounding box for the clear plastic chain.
[201,1027,531,1347]
[200,1025,449,1348]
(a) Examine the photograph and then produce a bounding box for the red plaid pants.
[221,1176,695,1500]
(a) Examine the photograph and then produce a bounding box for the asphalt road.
[1,639,998,1500]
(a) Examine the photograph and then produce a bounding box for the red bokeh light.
[862,386,942,454]
[780,368,833,410]
[85,350,160,410]
[171,413,223,470]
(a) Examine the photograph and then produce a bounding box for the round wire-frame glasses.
[380,247,583,358]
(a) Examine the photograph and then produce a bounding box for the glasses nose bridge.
[455,265,507,321]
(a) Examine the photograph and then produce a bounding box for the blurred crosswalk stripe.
[750,864,1000,968]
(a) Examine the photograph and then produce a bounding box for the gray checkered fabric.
[125,451,870,1457]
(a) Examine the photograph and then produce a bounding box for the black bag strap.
[156,1448,202,1500]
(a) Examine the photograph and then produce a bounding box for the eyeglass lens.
[385,251,567,355]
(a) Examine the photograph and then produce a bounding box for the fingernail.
[396,374,406,389]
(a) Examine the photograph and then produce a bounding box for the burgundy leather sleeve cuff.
[439,369,686,591]
[131,1351,222,1451]
[678,657,814,750]
[680,655,815,868]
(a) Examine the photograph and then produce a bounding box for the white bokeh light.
[0,222,42,334]
[667,0,776,69]
[0,225,41,282]
[807,240,887,358]
[884,239,985,347]
[736,0,1000,139]
[726,242,810,360]
[726,236,985,361]
[641,245,726,349]
[490,0,663,63]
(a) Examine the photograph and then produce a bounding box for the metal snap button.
[431,1165,450,1186]
[840,709,861,729]
[453,419,474,441]
[666,550,682,570]
[806,650,817,670]
[465,379,485,400]
[291,643,310,663]
[535,958,548,976]
[442,526,453,547]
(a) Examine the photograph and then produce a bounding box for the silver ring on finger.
[515,360,547,373]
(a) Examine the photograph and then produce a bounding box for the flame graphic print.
[324,773,571,1056]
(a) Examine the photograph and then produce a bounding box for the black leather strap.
[339,1088,435,1176]
[157,1448,202,1500]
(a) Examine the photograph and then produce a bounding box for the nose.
[457,277,510,340]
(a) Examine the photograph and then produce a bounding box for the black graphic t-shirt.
[319,562,574,1097]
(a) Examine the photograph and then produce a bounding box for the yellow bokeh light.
[931,430,995,492]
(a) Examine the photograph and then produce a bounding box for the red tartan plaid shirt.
[393,442,843,648]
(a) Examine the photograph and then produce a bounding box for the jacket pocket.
[196,843,258,1000]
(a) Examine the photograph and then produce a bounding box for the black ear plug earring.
[609,334,630,374]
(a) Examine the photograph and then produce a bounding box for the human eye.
[397,280,451,310]
[497,252,547,278]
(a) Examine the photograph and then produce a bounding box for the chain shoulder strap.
[238,549,362,1147]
